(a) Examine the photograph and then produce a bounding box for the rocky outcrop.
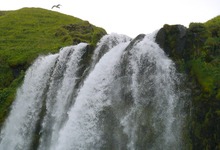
[156,25,187,60]
[155,22,220,149]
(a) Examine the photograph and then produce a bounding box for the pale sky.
[1,0,220,38]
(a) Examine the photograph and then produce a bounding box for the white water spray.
[0,33,185,150]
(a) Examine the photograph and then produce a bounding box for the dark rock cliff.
[156,24,187,60]
[155,22,220,149]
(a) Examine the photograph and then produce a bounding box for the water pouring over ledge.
[0,32,187,150]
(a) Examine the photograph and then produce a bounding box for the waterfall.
[0,54,58,150]
[0,33,186,150]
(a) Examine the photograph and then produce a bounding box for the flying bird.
[52,4,61,9]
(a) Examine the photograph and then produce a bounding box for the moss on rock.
[156,16,220,149]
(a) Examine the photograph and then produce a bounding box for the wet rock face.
[155,23,220,149]
[155,24,187,60]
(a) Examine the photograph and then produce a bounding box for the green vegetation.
[0,7,106,68]
[156,15,220,149]
[188,17,220,149]
[0,7,106,126]
[187,19,220,99]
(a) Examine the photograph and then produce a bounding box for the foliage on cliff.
[0,7,106,126]
[156,15,220,149]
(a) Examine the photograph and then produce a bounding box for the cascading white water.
[0,54,58,150]
[90,33,131,70]
[55,42,130,150]
[119,35,182,150]
[0,33,185,150]
[38,43,90,150]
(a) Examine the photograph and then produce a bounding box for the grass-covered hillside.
[0,7,106,125]
[0,7,106,68]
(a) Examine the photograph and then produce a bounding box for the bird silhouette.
[51,4,61,9]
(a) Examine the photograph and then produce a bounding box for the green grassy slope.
[0,7,106,68]
[0,7,106,125]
